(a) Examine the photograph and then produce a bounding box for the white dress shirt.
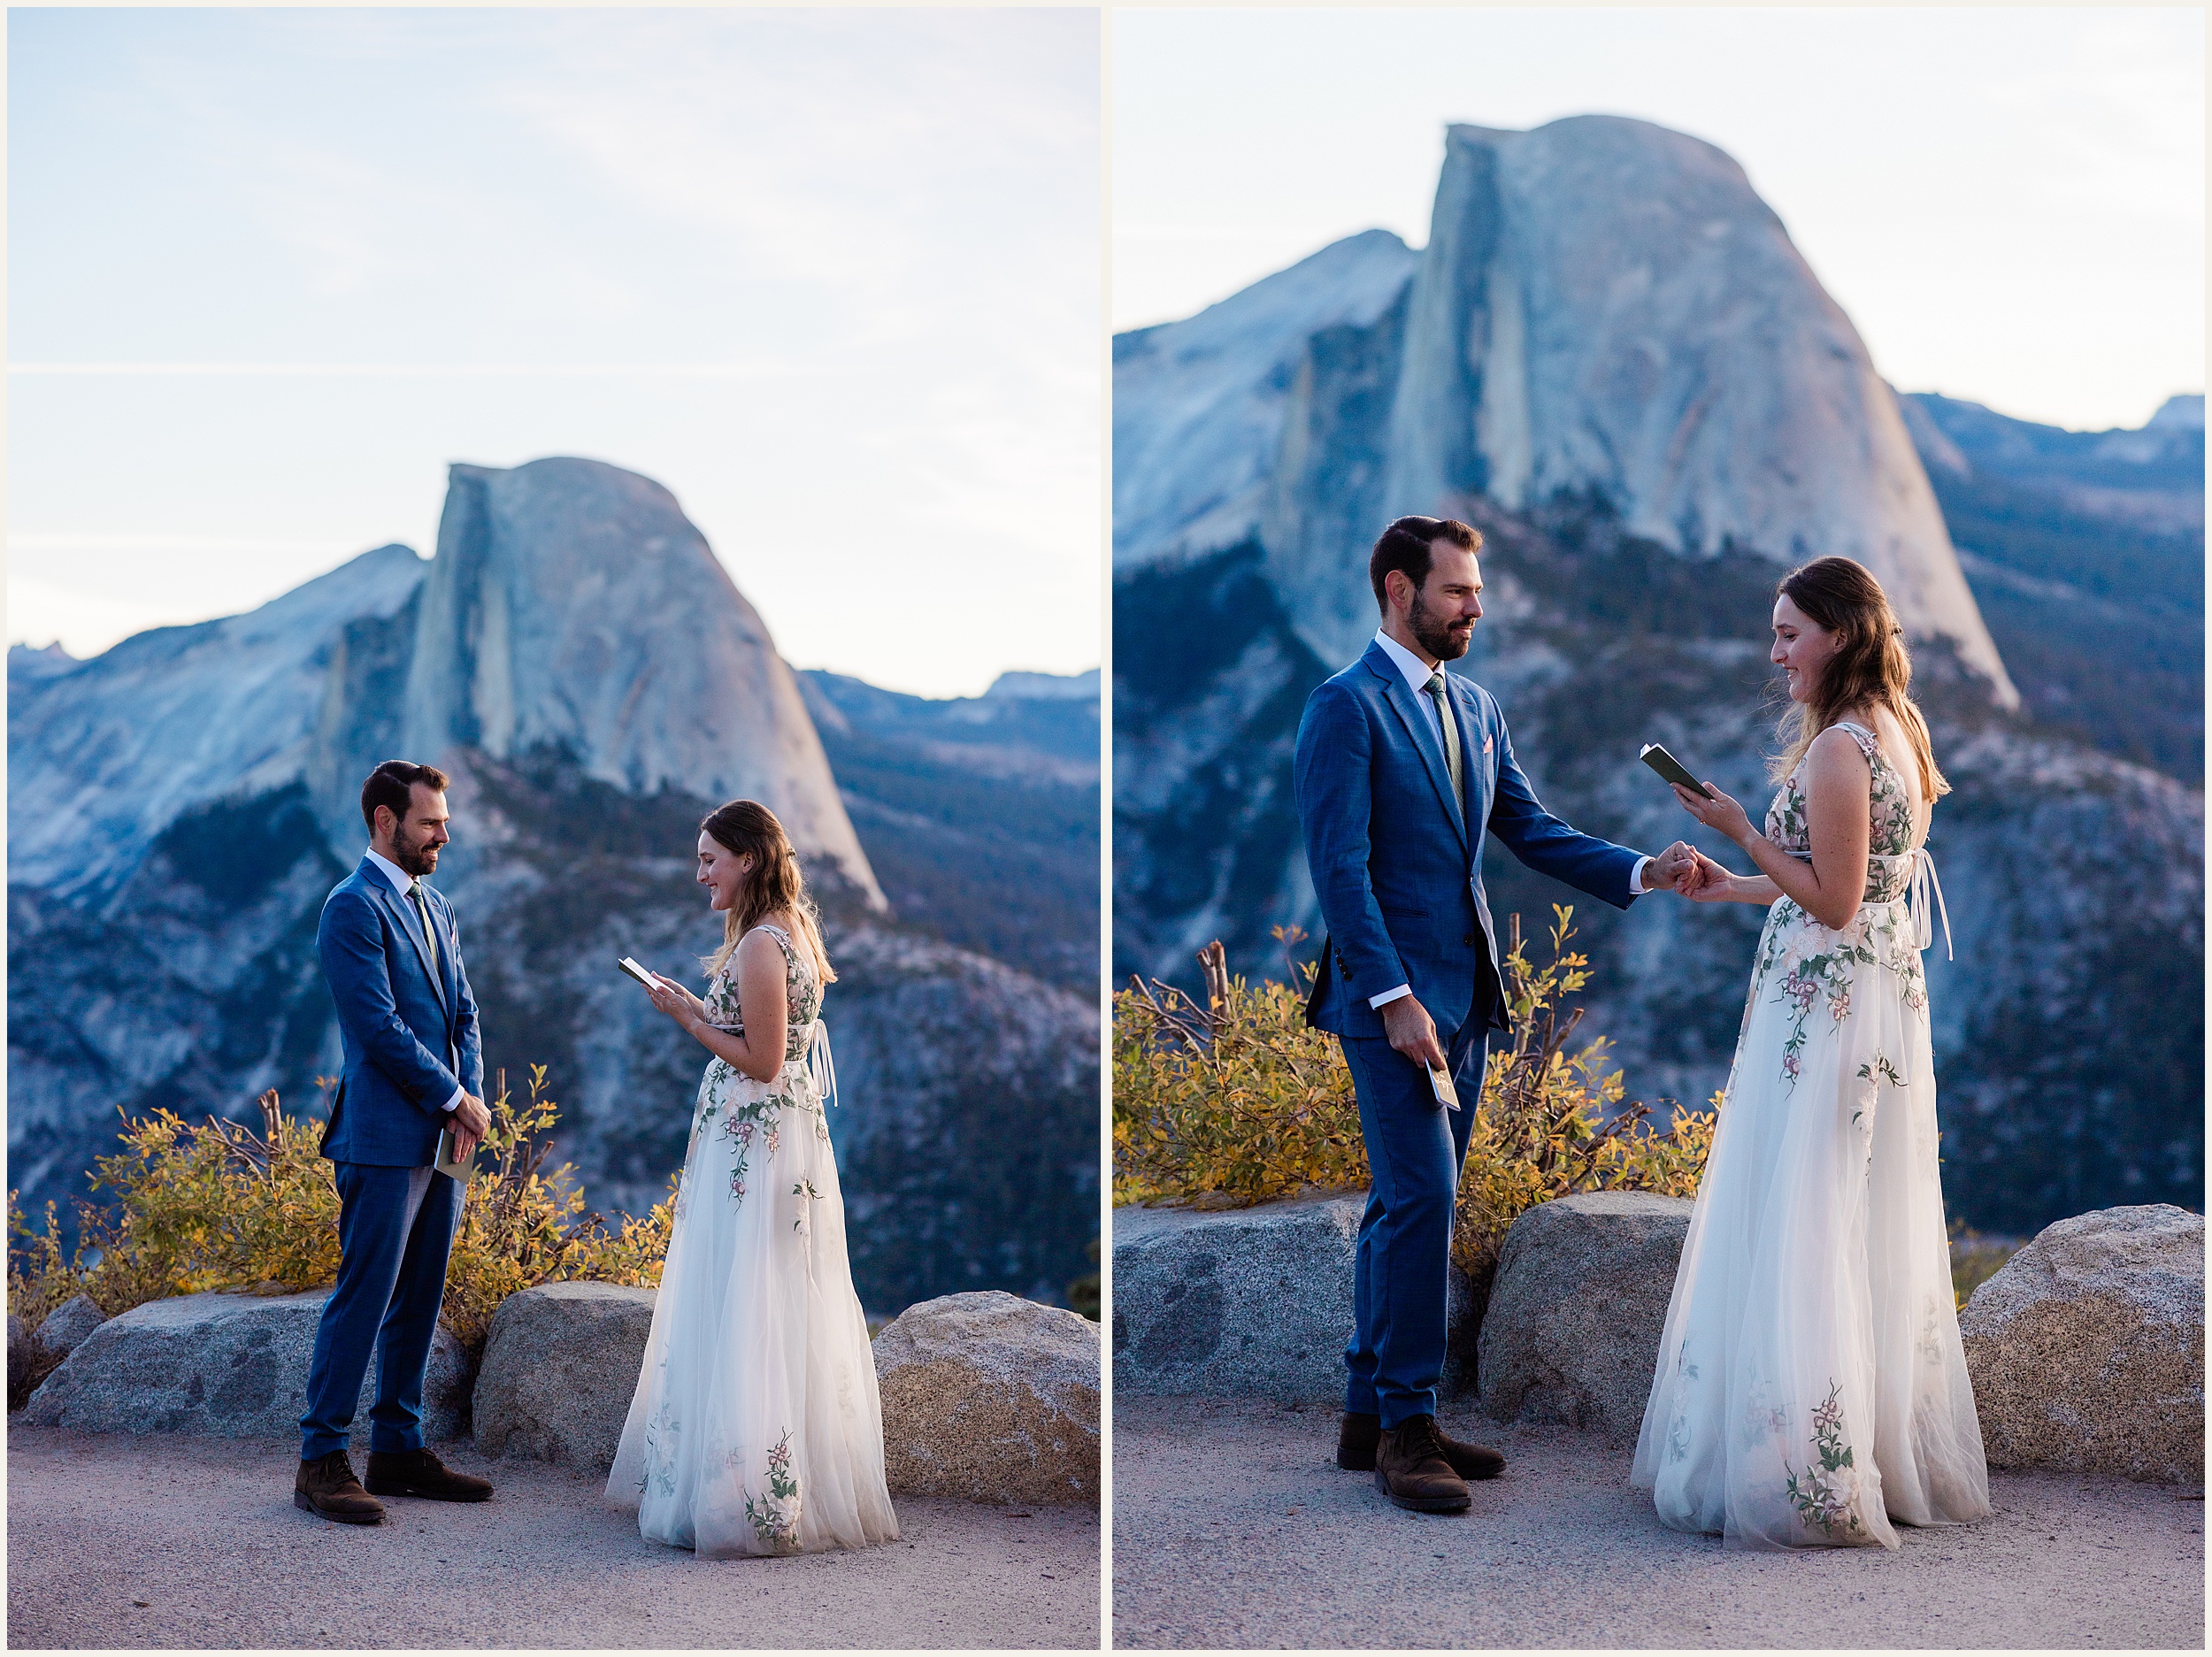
[365,847,465,1116]
[1364,629,1653,1011]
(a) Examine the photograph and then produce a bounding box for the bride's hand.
[1671,780,1754,845]
[646,974,706,1030]
[1685,848,1735,901]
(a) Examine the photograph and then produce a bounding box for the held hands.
[1381,993,1448,1072]
[1647,840,1698,893]
[1649,840,1738,901]
[1681,848,1736,901]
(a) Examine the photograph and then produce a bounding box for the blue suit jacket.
[317,858,483,1167]
[1294,640,1644,1042]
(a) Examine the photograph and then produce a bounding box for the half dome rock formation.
[1118,114,2016,706]
[13,458,879,908]
[393,460,877,904]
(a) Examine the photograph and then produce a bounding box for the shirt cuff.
[1629,855,1652,896]
[1369,984,1413,1010]
[440,1085,465,1115]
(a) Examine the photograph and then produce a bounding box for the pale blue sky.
[9,8,1102,697]
[1115,6,2204,433]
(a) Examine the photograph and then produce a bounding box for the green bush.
[7,1066,673,1362]
[1113,909,1717,1309]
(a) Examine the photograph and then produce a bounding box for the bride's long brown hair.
[1768,556,1949,803]
[699,800,836,985]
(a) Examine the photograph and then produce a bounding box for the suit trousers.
[299,1162,460,1461]
[1342,1013,1489,1429]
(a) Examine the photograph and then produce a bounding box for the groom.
[295,760,495,1523]
[1294,516,1694,1514]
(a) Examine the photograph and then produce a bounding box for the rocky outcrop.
[17,1288,470,1442]
[470,1281,656,1471]
[872,1291,1100,1506]
[35,1293,107,1359]
[1960,1203,2205,1484]
[1476,1192,1693,1442]
[1111,1196,1483,1403]
[1113,1197,1360,1401]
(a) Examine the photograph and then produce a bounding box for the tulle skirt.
[605,1050,900,1556]
[1630,895,1991,1549]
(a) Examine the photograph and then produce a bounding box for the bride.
[605,799,899,1556]
[1630,556,1991,1550]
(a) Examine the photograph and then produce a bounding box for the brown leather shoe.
[295,1450,384,1524]
[364,1446,494,1502]
[1373,1415,1472,1513]
[1340,1410,1505,1480]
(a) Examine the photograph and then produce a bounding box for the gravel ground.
[7,1426,1099,1650]
[1112,1395,2205,1650]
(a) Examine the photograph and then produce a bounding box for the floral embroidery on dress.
[1749,724,1933,1088]
[1784,1383,1863,1539]
[743,1431,802,1553]
[1739,1379,1789,1449]
[792,1178,822,1233]
[694,925,826,1208]
[638,1399,680,1497]
[1915,1295,1946,1367]
[1664,1346,1699,1463]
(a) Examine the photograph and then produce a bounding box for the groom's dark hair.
[360,760,451,830]
[1370,516,1481,611]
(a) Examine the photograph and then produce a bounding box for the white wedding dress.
[1631,723,1991,1549]
[606,924,899,1556]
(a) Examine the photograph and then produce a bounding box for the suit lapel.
[1363,647,1468,849]
[367,871,449,1017]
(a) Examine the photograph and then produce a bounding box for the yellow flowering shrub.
[1113,909,1718,1307]
[8,1066,673,1362]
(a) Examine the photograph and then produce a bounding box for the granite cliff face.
[1120,116,2016,704]
[1114,117,2201,1232]
[10,458,1096,1312]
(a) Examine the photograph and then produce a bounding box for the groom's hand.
[1381,994,1448,1072]
[1648,840,1699,893]
[449,1091,490,1159]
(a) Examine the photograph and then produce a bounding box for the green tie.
[1425,671,1464,806]
[408,879,441,978]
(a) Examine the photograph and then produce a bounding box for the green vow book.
[434,1124,476,1184]
[1640,742,1716,800]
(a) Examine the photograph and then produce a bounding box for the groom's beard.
[1409,593,1474,661]
[391,826,441,878]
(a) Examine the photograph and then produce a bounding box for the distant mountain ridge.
[799,666,1099,994]
[1893,391,2203,783]
[9,459,1097,1313]
[1112,115,2202,1233]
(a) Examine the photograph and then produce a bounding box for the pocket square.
[1482,735,1494,755]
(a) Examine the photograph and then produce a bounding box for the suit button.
[1463,933,1476,946]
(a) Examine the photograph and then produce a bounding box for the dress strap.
[1832,721,1883,764]
[1910,847,1954,960]
[807,1019,840,1109]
